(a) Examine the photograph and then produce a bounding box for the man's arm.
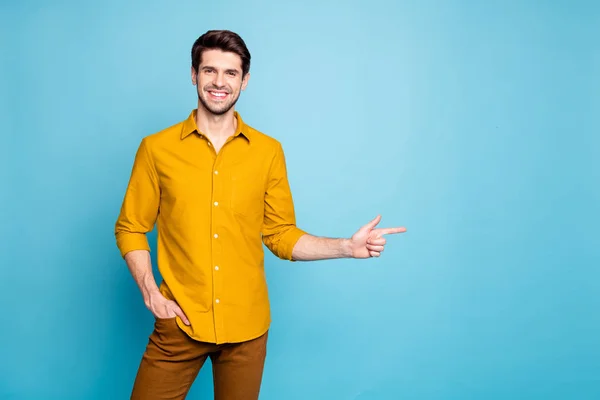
[291,215,406,261]
[290,235,351,261]
[115,138,189,323]
[124,250,189,324]
[261,142,307,260]
[261,143,406,261]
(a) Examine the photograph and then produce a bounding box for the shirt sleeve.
[261,142,306,261]
[114,138,160,257]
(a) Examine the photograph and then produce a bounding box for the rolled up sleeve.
[114,138,160,257]
[262,142,306,260]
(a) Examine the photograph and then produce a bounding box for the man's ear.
[191,66,197,85]
[241,72,250,91]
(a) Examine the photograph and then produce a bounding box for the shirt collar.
[180,109,251,142]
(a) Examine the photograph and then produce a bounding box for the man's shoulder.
[244,122,283,153]
[140,117,188,147]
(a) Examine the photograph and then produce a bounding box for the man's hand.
[350,215,406,258]
[123,250,191,325]
[145,291,190,325]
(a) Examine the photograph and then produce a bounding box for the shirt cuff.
[277,226,307,261]
[116,232,151,257]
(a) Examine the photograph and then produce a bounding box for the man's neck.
[195,104,237,143]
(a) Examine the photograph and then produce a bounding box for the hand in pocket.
[146,291,190,325]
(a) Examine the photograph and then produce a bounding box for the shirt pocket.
[230,164,265,217]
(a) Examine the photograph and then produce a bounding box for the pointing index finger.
[377,227,407,236]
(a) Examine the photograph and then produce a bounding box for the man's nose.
[213,71,225,88]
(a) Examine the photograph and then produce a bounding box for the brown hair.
[191,30,251,76]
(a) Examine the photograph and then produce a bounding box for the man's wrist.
[341,238,354,258]
[142,285,161,305]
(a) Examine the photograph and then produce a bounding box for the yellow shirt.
[114,109,306,344]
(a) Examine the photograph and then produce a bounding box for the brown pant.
[131,317,268,400]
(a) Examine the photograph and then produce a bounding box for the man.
[115,30,406,400]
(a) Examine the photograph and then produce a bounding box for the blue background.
[1,1,599,399]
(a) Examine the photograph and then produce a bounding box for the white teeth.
[210,92,226,97]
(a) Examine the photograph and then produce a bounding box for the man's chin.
[199,97,236,116]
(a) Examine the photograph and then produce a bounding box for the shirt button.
[214,233,218,239]
[215,266,219,271]
[215,299,220,304]
[214,170,219,175]
[214,201,219,206]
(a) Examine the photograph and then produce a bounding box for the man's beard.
[198,88,240,116]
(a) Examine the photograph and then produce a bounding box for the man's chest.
[153,140,271,218]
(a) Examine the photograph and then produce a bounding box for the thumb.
[363,215,382,231]
[173,305,190,325]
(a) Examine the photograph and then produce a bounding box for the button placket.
[211,155,225,341]
[210,139,240,342]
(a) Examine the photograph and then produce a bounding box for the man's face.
[192,49,249,115]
